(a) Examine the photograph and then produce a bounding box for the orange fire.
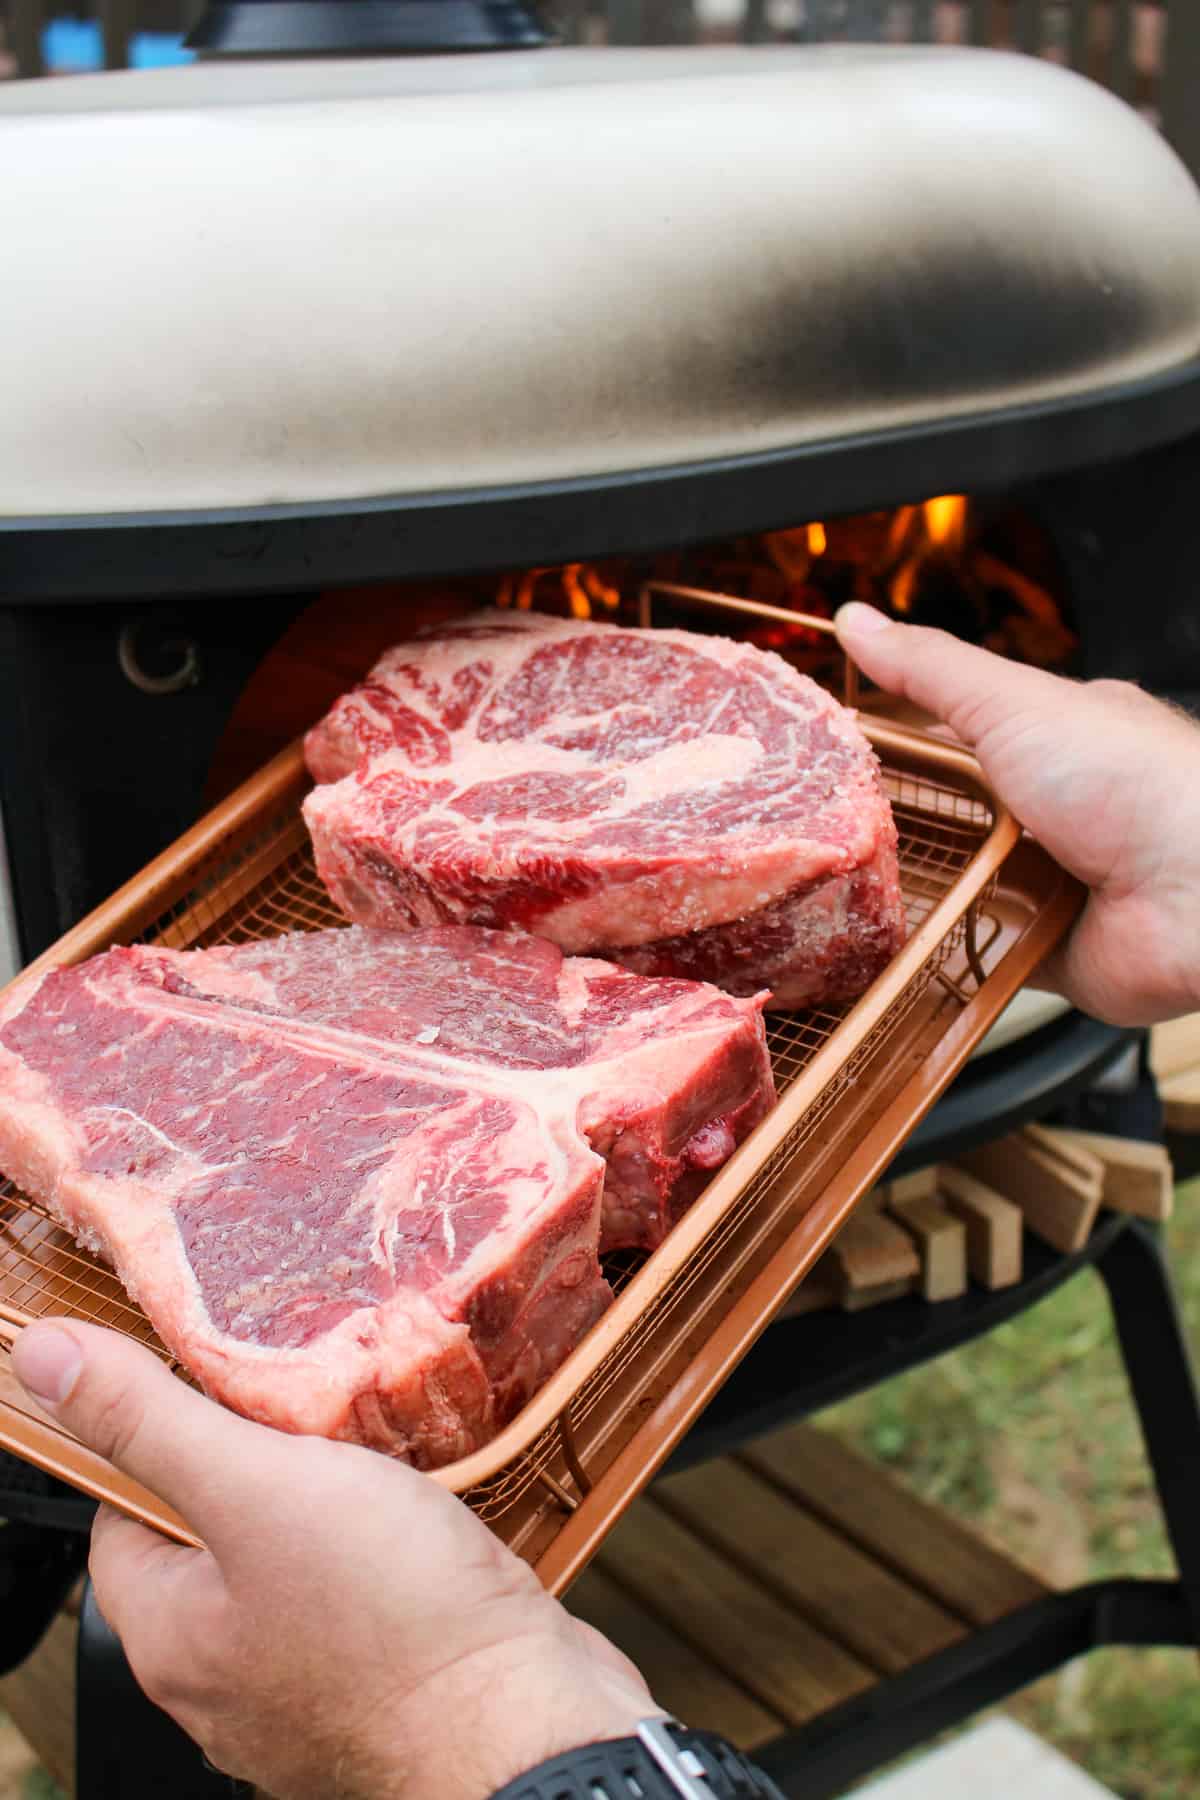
[490,491,1073,671]
[497,562,621,618]
[883,494,968,614]
[924,494,967,548]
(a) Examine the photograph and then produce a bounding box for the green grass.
[824,1179,1200,1797]
[20,1772,63,1800]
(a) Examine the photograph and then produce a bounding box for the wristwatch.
[486,1717,788,1799]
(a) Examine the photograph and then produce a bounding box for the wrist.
[481,1718,787,1800]
[382,1637,657,1800]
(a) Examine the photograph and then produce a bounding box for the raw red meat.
[304,610,906,1009]
[0,926,772,1467]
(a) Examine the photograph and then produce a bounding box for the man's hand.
[13,1321,657,1800]
[836,603,1200,1027]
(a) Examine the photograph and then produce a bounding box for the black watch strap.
[486,1718,788,1799]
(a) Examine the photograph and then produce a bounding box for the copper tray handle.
[638,581,860,708]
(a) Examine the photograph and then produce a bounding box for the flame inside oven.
[204,493,1079,806]
[493,496,1077,679]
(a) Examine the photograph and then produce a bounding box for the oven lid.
[3,44,1200,594]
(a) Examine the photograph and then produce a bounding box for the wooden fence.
[1,2,1197,179]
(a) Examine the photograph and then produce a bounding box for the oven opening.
[1,458,1121,980]
[491,496,1078,682]
[209,490,1077,811]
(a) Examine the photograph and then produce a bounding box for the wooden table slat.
[567,1566,784,1749]
[740,1426,1047,1629]
[595,1499,875,1724]
[654,1457,965,1675]
[0,1613,76,1797]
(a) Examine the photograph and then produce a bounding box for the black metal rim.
[5,357,1200,602]
[185,0,554,56]
[891,1012,1135,1176]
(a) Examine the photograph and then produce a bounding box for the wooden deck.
[1,1611,75,1798]
[0,1423,1049,1792]
[567,1423,1047,1751]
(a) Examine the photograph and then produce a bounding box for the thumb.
[834,602,1070,752]
[12,1319,290,1554]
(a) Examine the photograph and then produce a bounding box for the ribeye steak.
[0,926,772,1467]
[304,610,906,1009]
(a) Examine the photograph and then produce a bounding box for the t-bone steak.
[303,609,907,1009]
[0,926,772,1468]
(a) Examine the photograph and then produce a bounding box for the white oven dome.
[2,44,1200,522]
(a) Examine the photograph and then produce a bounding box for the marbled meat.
[0,926,772,1468]
[304,609,906,1009]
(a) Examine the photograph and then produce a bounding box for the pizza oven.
[3,25,1200,1796]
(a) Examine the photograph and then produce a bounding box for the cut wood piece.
[826,1212,921,1300]
[594,1497,874,1723]
[1159,1069,1200,1135]
[1038,1127,1173,1223]
[1150,1013,1200,1083]
[566,1565,783,1749]
[957,1135,1102,1255]
[938,1167,1023,1289]
[883,1166,940,1206]
[885,1195,968,1301]
[741,1426,1047,1629]
[842,1277,916,1313]
[655,1456,965,1675]
[0,1611,76,1798]
[1023,1123,1106,1187]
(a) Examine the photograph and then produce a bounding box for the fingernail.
[835,602,891,636]
[14,1324,83,1407]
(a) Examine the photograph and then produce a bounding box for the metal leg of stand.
[754,1579,1192,1799]
[0,1524,89,1676]
[746,1216,1200,1797]
[76,1581,251,1800]
[1097,1219,1200,1645]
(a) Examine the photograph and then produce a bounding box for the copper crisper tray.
[0,592,1080,1578]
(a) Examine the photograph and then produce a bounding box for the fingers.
[834,603,1069,749]
[89,1502,203,1641]
[12,1320,294,1555]
[89,1504,235,1752]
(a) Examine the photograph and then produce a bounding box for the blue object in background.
[41,16,194,71]
[130,31,195,66]
[41,16,102,69]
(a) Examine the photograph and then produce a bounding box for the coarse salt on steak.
[303,609,906,1008]
[0,926,772,1467]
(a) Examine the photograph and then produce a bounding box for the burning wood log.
[490,498,1077,676]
